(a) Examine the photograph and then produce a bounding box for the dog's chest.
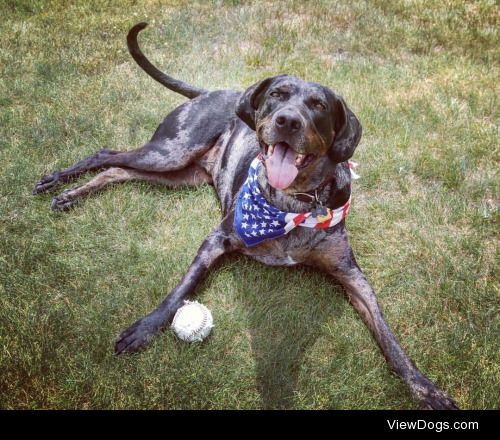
[239,228,327,266]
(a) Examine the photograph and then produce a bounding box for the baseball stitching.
[172,300,210,341]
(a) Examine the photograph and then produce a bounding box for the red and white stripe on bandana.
[234,155,359,247]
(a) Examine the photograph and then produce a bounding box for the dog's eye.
[313,101,327,111]
[270,91,281,98]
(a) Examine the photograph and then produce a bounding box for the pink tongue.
[265,142,298,189]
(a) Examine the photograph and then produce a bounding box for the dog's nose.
[275,111,302,133]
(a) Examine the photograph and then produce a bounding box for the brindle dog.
[33,23,458,409]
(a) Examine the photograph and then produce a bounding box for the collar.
[291,160,359,203]
[291,175,335,204]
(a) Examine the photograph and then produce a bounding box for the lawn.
[0,0,498,409]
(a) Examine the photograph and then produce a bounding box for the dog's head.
[236,75,361,191]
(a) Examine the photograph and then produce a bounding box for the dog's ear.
[328,95,362,163]
[236,75,287,130]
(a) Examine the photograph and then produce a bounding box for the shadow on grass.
[234,261,346,409]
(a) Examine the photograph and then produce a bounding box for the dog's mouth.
[261,142,316,190]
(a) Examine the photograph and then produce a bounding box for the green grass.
[0,0,498,409]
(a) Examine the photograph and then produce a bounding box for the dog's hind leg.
[50,165,212,211]
[32,142,209,195]
[33,148,121,194]
[114,219,241,354]
[33,90,239,195]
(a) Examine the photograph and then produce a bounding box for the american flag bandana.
[234,155,358,247]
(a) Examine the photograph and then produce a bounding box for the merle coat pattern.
[33,23,458,409]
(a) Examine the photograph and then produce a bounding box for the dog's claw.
[51,188,79,211]
[115,316,161,355]
[33,172,61,195]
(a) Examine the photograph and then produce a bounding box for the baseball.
[171,300,213,342]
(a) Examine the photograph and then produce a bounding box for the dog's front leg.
[115,222,239,354]
[310,231,458,409]
[333,262,458,409]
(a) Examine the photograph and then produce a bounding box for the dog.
[33,23,458,409]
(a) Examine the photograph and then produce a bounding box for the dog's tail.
[127,22,208,99]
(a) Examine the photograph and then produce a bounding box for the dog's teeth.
[295,153,306,166]
[268,145,275,156]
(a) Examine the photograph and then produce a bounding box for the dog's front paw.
[115,315,162,355]
[33,172,62,195]
[419,388,459,410]
[51,188,80,211]
[412,374,459,410]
